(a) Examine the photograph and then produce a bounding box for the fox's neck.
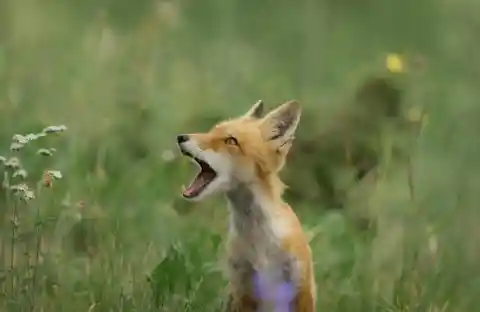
[225,181,281,236]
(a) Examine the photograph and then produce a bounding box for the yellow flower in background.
[386,53,405,73]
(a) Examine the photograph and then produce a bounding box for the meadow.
[1,0,480,311]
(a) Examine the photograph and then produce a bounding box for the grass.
[1,0,480,311]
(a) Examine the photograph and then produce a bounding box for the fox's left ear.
[243,100,265,119]
[260,100,301,150]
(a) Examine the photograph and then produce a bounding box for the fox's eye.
[224,136,238,146]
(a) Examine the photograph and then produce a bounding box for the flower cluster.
[1,125,67,201]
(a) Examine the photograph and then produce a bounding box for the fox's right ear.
[259,100,301,150]
[243,100,265,119]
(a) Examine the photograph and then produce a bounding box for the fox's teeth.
[181,184,186,193]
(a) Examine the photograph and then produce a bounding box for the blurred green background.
[1,0,480,311]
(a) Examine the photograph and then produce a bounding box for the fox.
[176,100,316,312]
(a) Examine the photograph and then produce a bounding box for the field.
[1,0,480,311]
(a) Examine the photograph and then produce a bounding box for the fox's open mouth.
[180,150,217,199]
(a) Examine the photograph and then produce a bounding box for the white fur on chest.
[226,189,292,266]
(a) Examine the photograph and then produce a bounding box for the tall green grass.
[1,0,480,311]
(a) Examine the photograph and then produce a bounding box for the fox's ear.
[243,100,265,119]
[260,100,301,148]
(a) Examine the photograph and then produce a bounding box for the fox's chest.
[227,204,291,261]
[226,233,301,310]
[228,228,282,265]
[227,234,294,273]
[226,219,301,292]
[224,185,302,298]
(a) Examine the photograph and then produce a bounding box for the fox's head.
[176,100,302,201]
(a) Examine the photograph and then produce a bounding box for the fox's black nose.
[176,134,189,144]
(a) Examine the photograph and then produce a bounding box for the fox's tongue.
[183,175,206,197]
